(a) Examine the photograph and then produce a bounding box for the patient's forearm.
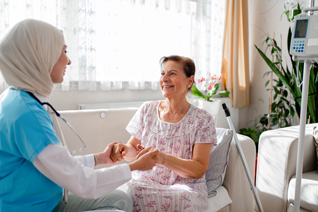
[162,154,207,179]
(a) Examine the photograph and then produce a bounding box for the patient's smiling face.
[160,61,191,99]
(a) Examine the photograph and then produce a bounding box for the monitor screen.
[295,19,308,38]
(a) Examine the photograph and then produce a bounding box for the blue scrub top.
[0,89,62,212]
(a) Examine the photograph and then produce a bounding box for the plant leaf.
[218,90,230,97]
[263,71,272,78]
[265,80,270,87]
[290,106,295,117]
[284,109,289,118]
[255,45,296,97]
[281,97,289,102]
[272,102,277,110]
[273,86,280,94]
[270,117,279,127]
[274,93,278,100]
[207,83,219,98]
[191,86,206,99]
[260,116,268,126]
[285,11,291,22]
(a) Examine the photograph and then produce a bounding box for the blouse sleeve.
[126,102,149,140]
[193,111,217,146]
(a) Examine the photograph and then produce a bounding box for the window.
[0,0,226,93]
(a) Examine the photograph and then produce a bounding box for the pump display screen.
[295,20,308,38]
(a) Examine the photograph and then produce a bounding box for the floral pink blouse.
[126,101,217,212]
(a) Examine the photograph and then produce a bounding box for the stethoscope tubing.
[27,91,86,153]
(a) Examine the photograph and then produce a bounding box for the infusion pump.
[290,11,318,61]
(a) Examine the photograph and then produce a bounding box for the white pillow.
[205,128,233,197]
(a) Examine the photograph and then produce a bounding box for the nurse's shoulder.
[0,89,52,127]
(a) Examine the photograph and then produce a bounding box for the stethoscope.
[27,91,86,154]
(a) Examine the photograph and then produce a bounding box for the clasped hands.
[110,143,165,165]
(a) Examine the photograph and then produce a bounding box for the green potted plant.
[255,2,318,125]
[258,39,296,128]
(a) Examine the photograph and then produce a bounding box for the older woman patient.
[111,55,217,212]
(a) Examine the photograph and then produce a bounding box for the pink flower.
[198,79,201,83]
[208,82,216,90]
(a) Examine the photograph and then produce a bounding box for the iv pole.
[293,1,316,211]
[293,60,310,212]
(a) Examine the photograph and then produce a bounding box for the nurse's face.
[51,45,71,83]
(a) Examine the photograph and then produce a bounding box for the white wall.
[247,0,316,128]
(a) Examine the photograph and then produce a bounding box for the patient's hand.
[136,144,145,155]
[110,143,127,163]
[136,146,166,165]
[129,148,159,171]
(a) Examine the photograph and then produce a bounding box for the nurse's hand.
[95,141,118,165]
[110,143,127,163]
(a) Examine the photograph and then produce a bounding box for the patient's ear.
[188,75,194,87]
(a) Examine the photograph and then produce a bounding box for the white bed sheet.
[116,184,232,212]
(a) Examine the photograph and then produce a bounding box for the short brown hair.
[159,55,195,91]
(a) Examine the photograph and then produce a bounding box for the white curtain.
[0,0,226,93]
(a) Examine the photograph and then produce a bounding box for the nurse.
[0,19,158,212]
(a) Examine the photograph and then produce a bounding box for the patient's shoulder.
[137,101,160,118]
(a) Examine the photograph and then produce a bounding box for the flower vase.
[188,99,221,126]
